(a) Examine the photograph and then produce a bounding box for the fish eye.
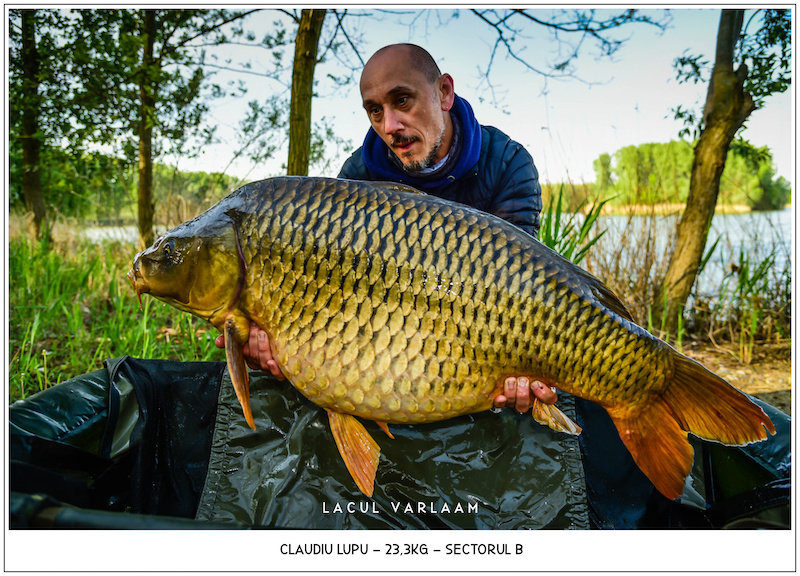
[163,239,175,260]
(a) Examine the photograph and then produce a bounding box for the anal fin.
[328,411,380,497]
[607,401,694,501]
[532,399,582,435]
[376,421,395,439]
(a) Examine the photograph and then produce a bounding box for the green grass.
[8,234,223,402]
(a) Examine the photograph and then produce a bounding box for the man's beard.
[393,130,444,173]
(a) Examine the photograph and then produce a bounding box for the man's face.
[360,48,453,172]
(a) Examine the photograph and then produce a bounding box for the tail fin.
[608,353,775,501]
[664,354,776,443]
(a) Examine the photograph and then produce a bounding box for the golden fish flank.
[244,188,500,421]
[129,176,774,500]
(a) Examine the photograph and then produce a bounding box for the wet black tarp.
[9,357,791,529]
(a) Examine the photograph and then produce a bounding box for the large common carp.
[129,176,774,500]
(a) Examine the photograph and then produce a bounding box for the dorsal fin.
[589,277,634,322]
[380,181,427,195]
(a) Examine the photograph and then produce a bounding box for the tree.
[590,140,785,209]
[657,9,791,335]
[125,9,259,248]
[593,153,614,198]
[467,9,669,101]
[9,9,75,240]
[287,9,327,176]
[19,11,47,240]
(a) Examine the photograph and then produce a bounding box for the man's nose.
[383,109,404,135]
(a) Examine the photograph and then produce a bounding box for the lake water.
[588,207,792,297]
[83,225,166,244]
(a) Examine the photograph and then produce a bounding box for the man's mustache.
[391,135,419,148]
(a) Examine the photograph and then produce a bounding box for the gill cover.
[130,214,244,322]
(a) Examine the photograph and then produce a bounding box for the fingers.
[531,380,558,405]
[217,322,285,380]
[513,377,531,413]
[493,377,558,412]
[245,323,284,379]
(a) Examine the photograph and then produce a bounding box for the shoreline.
[591,202,755,216]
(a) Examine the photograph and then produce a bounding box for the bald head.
[363,44,441,86]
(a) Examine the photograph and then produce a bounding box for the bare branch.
[468,8,670,104]
[329,9,365,67]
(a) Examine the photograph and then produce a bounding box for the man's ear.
[439,73,455,110]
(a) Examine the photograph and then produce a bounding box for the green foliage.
[610,141,694,205]
[593,153,613,198]
[589,140,789,210]
[153,164,240,225]
[8,145,135,220]
[8,145,239,223]
[738,9,792,105]
[728,138,792,210]
[672,8,791,137]
[539,187,606,265]
[8,234,223,402]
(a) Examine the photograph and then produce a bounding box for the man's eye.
[397,96,408,106]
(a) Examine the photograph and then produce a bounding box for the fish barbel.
[128,177,774,500]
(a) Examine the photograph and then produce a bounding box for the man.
[218,43,554,412]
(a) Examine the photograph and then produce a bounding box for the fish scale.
[130,176,774,499]
[237,178,647,422]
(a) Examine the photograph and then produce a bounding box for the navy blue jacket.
[339,124,543,238]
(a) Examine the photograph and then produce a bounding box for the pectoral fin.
[328,411,380,497]
[224,316,255,430]
[532,399,582,436]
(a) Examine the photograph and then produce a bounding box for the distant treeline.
[544,139,790,213]
[8,147,240,225]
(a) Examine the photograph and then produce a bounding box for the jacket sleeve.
[337,148,368,180]
[483,130,543,238]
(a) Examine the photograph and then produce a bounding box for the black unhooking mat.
[9,357,791,529]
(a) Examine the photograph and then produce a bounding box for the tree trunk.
[286,9,326,176]
[657,9,755,336]
[137,9,157,249]
[20,10,48,242]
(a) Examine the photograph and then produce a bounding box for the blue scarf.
[361,94,482,191]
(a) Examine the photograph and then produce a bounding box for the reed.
[584,205,791,363]
[539,186,607,265]
[692,240,791,364]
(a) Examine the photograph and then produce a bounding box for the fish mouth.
[127,262,149,310]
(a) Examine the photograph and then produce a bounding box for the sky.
[175,7,794,187]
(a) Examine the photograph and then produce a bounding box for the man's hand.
[494,377,557,413]
[215,322,285,380]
